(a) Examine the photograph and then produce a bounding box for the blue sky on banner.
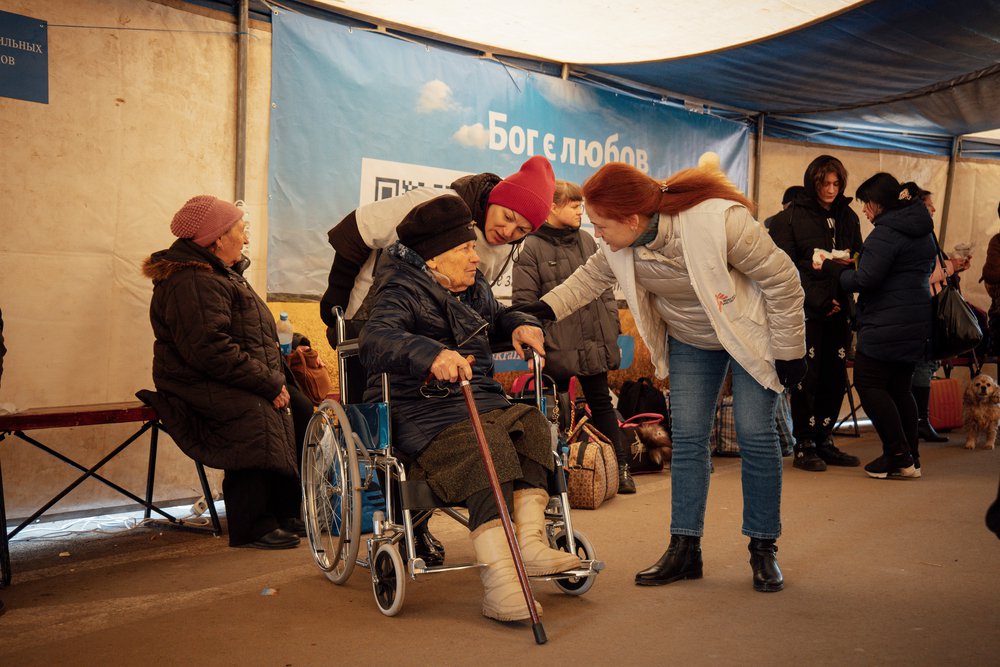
[267,9,749,298]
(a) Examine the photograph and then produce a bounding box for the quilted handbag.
[565,418,619,509]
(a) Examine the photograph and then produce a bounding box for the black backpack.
[617,377,668,421]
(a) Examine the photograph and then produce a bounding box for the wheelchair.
[300,309,603,616]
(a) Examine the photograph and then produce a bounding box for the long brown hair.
[582,162,754,222]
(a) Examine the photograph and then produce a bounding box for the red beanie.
[170,195,244,247]
[487,156,556,231]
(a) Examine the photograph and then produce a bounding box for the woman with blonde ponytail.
[520,157,806,592]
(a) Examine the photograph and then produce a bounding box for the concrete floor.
[1,429,998,666]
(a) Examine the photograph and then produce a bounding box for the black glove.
[820,259,851,280]
[512,300,556,322]
[775,357,808,388]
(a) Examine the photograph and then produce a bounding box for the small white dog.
[962,374,1000,450]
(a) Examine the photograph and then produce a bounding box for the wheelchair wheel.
[371,542,406,616]
[551,529,597,595]
[301,400,361,585]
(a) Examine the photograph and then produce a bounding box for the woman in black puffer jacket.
[140,196,301,550]
[820,173,936,479]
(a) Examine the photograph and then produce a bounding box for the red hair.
[582,162,754,222]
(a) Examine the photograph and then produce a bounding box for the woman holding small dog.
[818,173,937,479]
[519,157,806,593]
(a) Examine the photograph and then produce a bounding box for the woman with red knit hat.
[320,156,555,566]
[140,196,303,550]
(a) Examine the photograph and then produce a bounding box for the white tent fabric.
[314,0,864,64]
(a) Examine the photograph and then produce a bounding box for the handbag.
[930,233,982,360]
[286,346,333,405]
[564,415,619,509]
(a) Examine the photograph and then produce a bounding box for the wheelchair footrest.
[528,560,604,581]
[410,560,484,576]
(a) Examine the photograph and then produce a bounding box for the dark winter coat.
[359,244,541,457]
[139,239,297,477]
[512,224,620,380]
[769,190,863,321]
[834,201,936,362]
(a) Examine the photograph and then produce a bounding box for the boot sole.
[754,581,784,592]
[634,570,703,586]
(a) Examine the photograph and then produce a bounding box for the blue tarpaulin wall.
[267,9,750,298]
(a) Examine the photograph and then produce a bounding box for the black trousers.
[223,468,301,546]
[853,351,918,461]
[466,456,548,531]
[790,315,851,443]
[555,372,627,465]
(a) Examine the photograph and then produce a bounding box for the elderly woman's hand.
[430,349,474,383]
[511,325,545,371]
[272,385,290,409]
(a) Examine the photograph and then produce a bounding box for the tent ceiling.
[583,0,1000,137]
[312,0,864,64]
[207,0,1000,147]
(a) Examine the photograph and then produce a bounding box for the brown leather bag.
[286,346,332,405]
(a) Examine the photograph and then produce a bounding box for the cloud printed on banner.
[417,79,458,113]
[452,123,489,149]
[533,75,601,113]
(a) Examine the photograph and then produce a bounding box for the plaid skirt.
[412,403,553,503]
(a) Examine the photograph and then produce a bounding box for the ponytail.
[583,162,754,222]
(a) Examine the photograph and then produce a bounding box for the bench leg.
[196,463,222,536]
[0,450,10,587]
[144,423,159,521]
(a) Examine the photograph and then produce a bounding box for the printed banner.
[268,10,750,298]
[0,10,48,104]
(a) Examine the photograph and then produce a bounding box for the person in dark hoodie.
[769,155,864,472]
[141,196,302,550]
[818,173,936,479]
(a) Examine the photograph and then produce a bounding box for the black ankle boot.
[635,535,703,586]
[748,538,783,592]
[618,464,637,494]
[917,418,948,443]
[413,521,445,566]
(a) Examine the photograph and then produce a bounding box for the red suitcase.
[928,377,963,431]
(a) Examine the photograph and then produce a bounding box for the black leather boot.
[635,535,703,586]
[413,517,445,566]
[917,418,948,443]
[748,538,783,592]
[618,464,637,494]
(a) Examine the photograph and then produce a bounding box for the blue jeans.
[668,338,783,540]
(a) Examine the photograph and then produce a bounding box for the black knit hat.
[397,195,477,261]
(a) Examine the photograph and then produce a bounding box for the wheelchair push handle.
[459,380,547,644]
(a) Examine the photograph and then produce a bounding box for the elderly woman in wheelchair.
[350,195,587,621]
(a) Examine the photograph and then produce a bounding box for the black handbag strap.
[930,230,960,291]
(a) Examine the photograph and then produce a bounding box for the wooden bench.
[0,401,221,587]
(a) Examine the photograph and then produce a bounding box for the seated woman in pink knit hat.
[140,196,304,550]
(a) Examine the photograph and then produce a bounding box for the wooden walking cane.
[460,380,547,645]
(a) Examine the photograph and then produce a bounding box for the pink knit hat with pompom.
[170,195,243,247]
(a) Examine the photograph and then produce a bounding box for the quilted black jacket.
[359,248,540,457]
[140,239,297,477]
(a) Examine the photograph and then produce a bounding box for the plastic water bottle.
[277,312,293,355]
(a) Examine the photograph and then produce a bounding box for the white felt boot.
[471,520,542,621]
[513,488,582,576]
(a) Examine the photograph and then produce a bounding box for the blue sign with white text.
[0,10,48,104]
